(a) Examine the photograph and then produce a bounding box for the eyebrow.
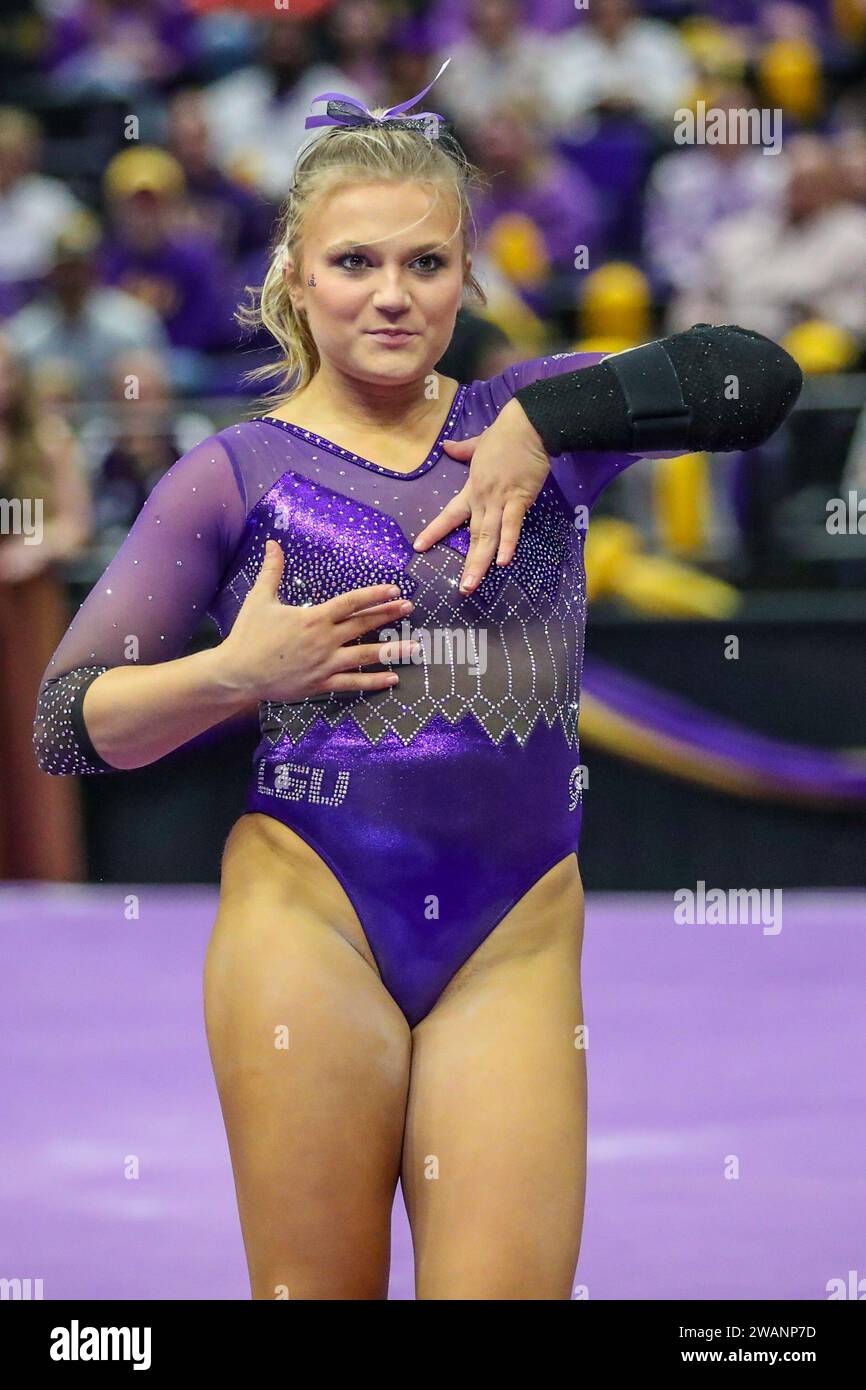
[326,240,449,256]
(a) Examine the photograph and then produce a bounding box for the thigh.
[204,813,412,1300]
[401,853,587,1301]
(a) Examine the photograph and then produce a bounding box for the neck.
[289,364,455,435]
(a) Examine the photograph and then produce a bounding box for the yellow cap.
[582,262,651,344]
[678,18,747,80]
[486,213,549,289]
[103,146,186,201]
[759,39,822,122]
[782,319,859,373]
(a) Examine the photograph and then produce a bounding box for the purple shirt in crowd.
[98,233,232,351]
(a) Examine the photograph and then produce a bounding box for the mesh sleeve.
[34,435,245,775]
[477,350,608,413]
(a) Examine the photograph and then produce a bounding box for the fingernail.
[461,574,476,591]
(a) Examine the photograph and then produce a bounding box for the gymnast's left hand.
[411,397,550,593]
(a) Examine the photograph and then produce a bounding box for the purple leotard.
[35,352,636,1026]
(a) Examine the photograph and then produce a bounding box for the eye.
[333,251,446,273]
[412,253,445,273]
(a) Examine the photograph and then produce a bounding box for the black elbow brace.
[513,324,803,455]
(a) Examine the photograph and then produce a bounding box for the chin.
[354,350,430,382]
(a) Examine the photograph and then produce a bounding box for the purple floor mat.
[1,884,863,1300]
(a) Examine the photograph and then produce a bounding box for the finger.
[348,596,414,621]
[459,507,501,593]
[324,582,406,622]
[495,497,529,567]
[412,490,472,552]
[253,538,286,594]
[334,597,415,643]
[319,669,401,693]
[330,639,421,672]
[440,435,479,460]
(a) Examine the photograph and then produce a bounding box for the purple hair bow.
[304,57,452,140]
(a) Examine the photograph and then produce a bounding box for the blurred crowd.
[2,0,866,880]
[1,0,866,570]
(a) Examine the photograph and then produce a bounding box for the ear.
[282,253,305,315]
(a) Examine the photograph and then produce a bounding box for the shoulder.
[204,64,264,107]
[16,173,80,214]
[154,430,239,488]
[130,430,247,537]
[827,204,866,242]
[91,286,167,333]
[647,148,700,192]
[3,301,52,343]
[636,18,690,53]
[708,207,774,254]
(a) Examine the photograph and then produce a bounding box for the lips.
[367,329,417,344]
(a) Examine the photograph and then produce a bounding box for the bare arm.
[79,646,253,771]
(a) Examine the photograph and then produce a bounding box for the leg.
[204,812,412,1299]
[401,853,587,1300]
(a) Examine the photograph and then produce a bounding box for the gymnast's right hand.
[215,539,419,702]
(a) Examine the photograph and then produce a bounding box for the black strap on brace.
[604,340,693,452]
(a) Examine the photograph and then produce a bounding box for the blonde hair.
[235,116,489,413]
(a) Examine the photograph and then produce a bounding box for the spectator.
[165,88,274,261]
[379,16,439,113]
[203,15,370,201]
[466,98,603,314]
[40,0,202,99]
[836,125,866,203]
[426,0,584,42]
[7,208,170,405]
[643,82,787,304]
[87,347,215,542]
[543,0,696,133]
[323,0,391,100]
[669,134,866,342]
[98,145,235,383]
[0,332,93,879]
[430,0,550,132]
[0,107,85,316]
[434,306,517,384]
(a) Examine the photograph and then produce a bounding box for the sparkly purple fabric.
[35,352,634,1025]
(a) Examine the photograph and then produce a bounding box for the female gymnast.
[34,67,801,1300]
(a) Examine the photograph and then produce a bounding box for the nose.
[371,264,412,315]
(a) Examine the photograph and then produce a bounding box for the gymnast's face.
[287,179,468,387]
